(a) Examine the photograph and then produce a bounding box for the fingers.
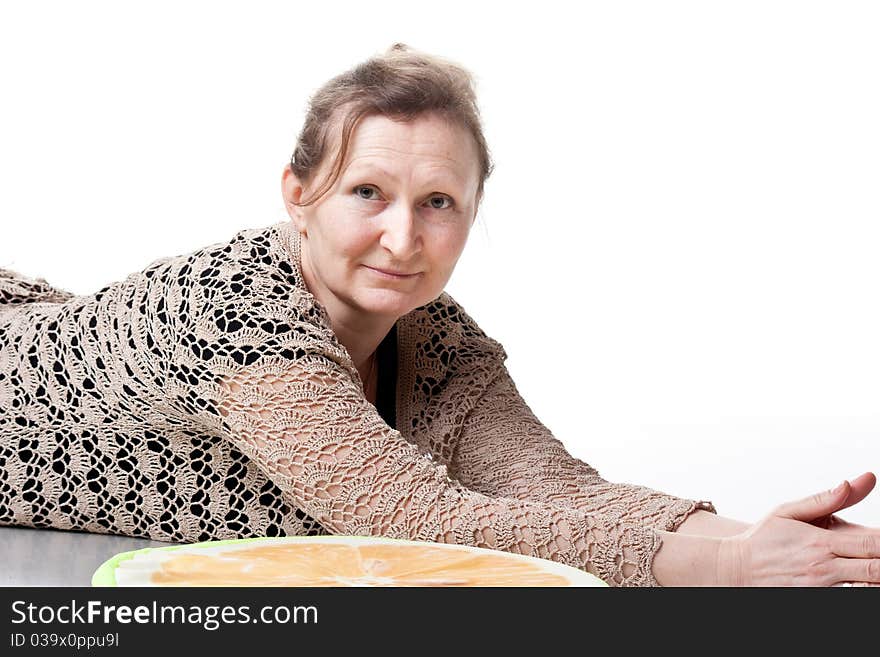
[775,481,851,521]
[839,472,877,512]
[833,581,880,587]
[831,533,880,558]
[831,557,880,586]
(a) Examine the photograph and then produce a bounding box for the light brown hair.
[288,43,493,209]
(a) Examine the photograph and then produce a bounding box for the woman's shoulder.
[136,220,295,278]
[110,220,330,362]
[127,220,313,306]
[0,268,78,305]
[400,290,508,371]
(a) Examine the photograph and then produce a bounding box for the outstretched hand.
[718,472,880,586]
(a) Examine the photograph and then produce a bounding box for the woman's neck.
[361,350,379,404]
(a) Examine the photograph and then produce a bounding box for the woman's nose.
[378,202,422,259]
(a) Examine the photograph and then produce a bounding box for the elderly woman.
[1,43,878,587]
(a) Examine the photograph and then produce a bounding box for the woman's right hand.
[717,479,880,586]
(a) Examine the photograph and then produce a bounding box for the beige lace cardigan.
[0,220,716,586]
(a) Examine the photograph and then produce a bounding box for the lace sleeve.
[209,350,668,586]
[449,362,717,534]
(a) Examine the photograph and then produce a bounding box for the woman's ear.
[281,166,307,234]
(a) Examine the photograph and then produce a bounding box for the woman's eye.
[428,195,453,210]
[354,185,380,200]
[353,185,453,210]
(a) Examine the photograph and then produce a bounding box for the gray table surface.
[0,526,179,586]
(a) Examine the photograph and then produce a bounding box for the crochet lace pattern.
[0,220,716,586]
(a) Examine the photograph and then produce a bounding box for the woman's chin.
[358,288,428,316]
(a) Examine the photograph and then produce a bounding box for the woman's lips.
[364,265,420,280]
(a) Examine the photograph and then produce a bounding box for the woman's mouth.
[364,265,421,280]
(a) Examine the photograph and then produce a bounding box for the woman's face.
[282,112,481,322]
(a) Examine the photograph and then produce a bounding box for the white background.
[1,1,877,526]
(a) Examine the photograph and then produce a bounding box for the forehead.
[339,113,479,186]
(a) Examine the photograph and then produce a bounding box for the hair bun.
[388,42,409,53]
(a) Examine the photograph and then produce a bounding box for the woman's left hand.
[799,471,880,587]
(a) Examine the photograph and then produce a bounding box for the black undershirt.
[374,321,398,430]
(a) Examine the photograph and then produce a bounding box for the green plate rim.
[91,534,608,587]
[91,535,314,586]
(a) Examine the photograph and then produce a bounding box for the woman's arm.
[446,361,880,584]
[449,362,716,533]
[674,510,750,537]
[209,351,672,586]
